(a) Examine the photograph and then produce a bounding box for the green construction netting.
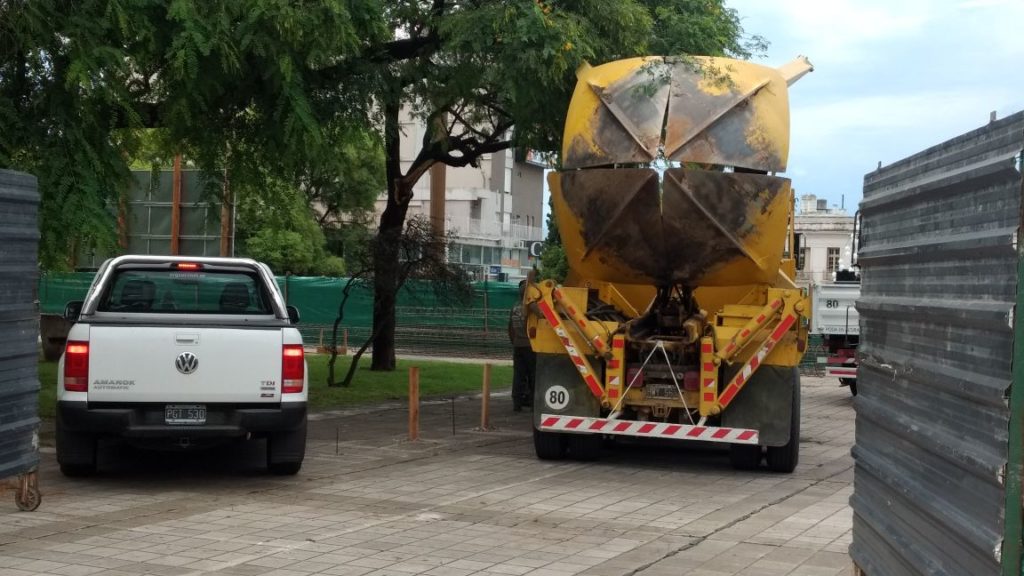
[39,273,522,358]
[39,272,828,365]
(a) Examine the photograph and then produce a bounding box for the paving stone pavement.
[0,375,855,576]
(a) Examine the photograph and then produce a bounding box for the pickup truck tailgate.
[810,283,860,336]
[87,326,283,403]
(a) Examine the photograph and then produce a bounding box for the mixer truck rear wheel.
[566,434,601,461]
[766,369,801,473]
[729,444,763,470]
[534,428,567,460]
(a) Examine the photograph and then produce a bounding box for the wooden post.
[220,170,233,256]
[409,366,420,441]
[117,188,129,251]
[481,363,492,430]
[319,328,324,349]
[341,328,348,355]
[170,154,182,255]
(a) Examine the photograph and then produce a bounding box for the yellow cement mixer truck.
[526,55,813,472]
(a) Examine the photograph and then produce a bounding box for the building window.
[827,247,841,272]
[465,245,482,264]
[798,247,808,271]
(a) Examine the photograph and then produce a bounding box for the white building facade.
[795,194,855,287]
[375,110,547,282]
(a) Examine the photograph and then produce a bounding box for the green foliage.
[236,175,346,276]
[1,0,381,269]
[244,229,345,277]
[538,243,569,284]
[245,229,317,276]
[316,255,348,278]
[540,194,569,282]
[544,195,561,246]
[645,0,768,58]
[303,125,384,228]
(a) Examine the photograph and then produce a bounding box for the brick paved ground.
[0,375,855,576]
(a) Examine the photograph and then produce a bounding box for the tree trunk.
[327,275,360,387]
[371,191,413,370]
[342,323,383,387]
[371,96,408,371]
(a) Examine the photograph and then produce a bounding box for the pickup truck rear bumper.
[57,401,307,439]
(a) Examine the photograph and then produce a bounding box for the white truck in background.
[56,256,308,476]
[810,276,860,395]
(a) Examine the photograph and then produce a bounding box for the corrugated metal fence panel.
[852,112,1024,575]
[0,169,41,480]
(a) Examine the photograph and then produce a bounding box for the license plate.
[644,384,680,399]
[165,404,206,425]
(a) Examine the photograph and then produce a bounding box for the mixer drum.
[551,167,792,287]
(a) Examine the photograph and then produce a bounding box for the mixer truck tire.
[729,444,763,470]
[534,428,567,460]
[566,434,601,461]
[766,369,801,473]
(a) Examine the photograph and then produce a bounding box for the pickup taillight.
[64,341,90,392]
[282,344,304,394]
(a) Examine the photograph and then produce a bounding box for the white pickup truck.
[810,279,860,395]
[56,256,308,476]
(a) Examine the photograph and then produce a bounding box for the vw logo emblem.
[175,352,199,375]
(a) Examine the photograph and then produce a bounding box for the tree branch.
[447,106,493,141]
[439,138,513,167]
[382,34,438,60]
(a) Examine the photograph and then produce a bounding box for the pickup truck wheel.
[267,418,307,476]
[766,369,801,473]
[566,434,601,461]
[56,423,96,477]
[533,428,566,460]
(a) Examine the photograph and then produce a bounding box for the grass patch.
[36,354,511,419]
[307,355,511,411]
[38,360,58,420]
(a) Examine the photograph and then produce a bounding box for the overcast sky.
[727,0,1024,211]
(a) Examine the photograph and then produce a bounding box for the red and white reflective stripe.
[539,414,758,445]
[699,339,717,409]
[826,366,857,377]
[553,287,610,356]
[537,300,604,399]
[718,313,797,408]
[722,298,783,358]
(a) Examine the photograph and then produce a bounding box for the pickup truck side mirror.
[64,301,83,323]
[286,305,300,324]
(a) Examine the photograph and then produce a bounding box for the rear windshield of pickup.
[96,268,274,315]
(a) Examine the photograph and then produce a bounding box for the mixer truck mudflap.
[532,353,603,425]
[721,366,797,447]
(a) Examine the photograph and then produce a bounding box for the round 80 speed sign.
[544,385,570,410]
